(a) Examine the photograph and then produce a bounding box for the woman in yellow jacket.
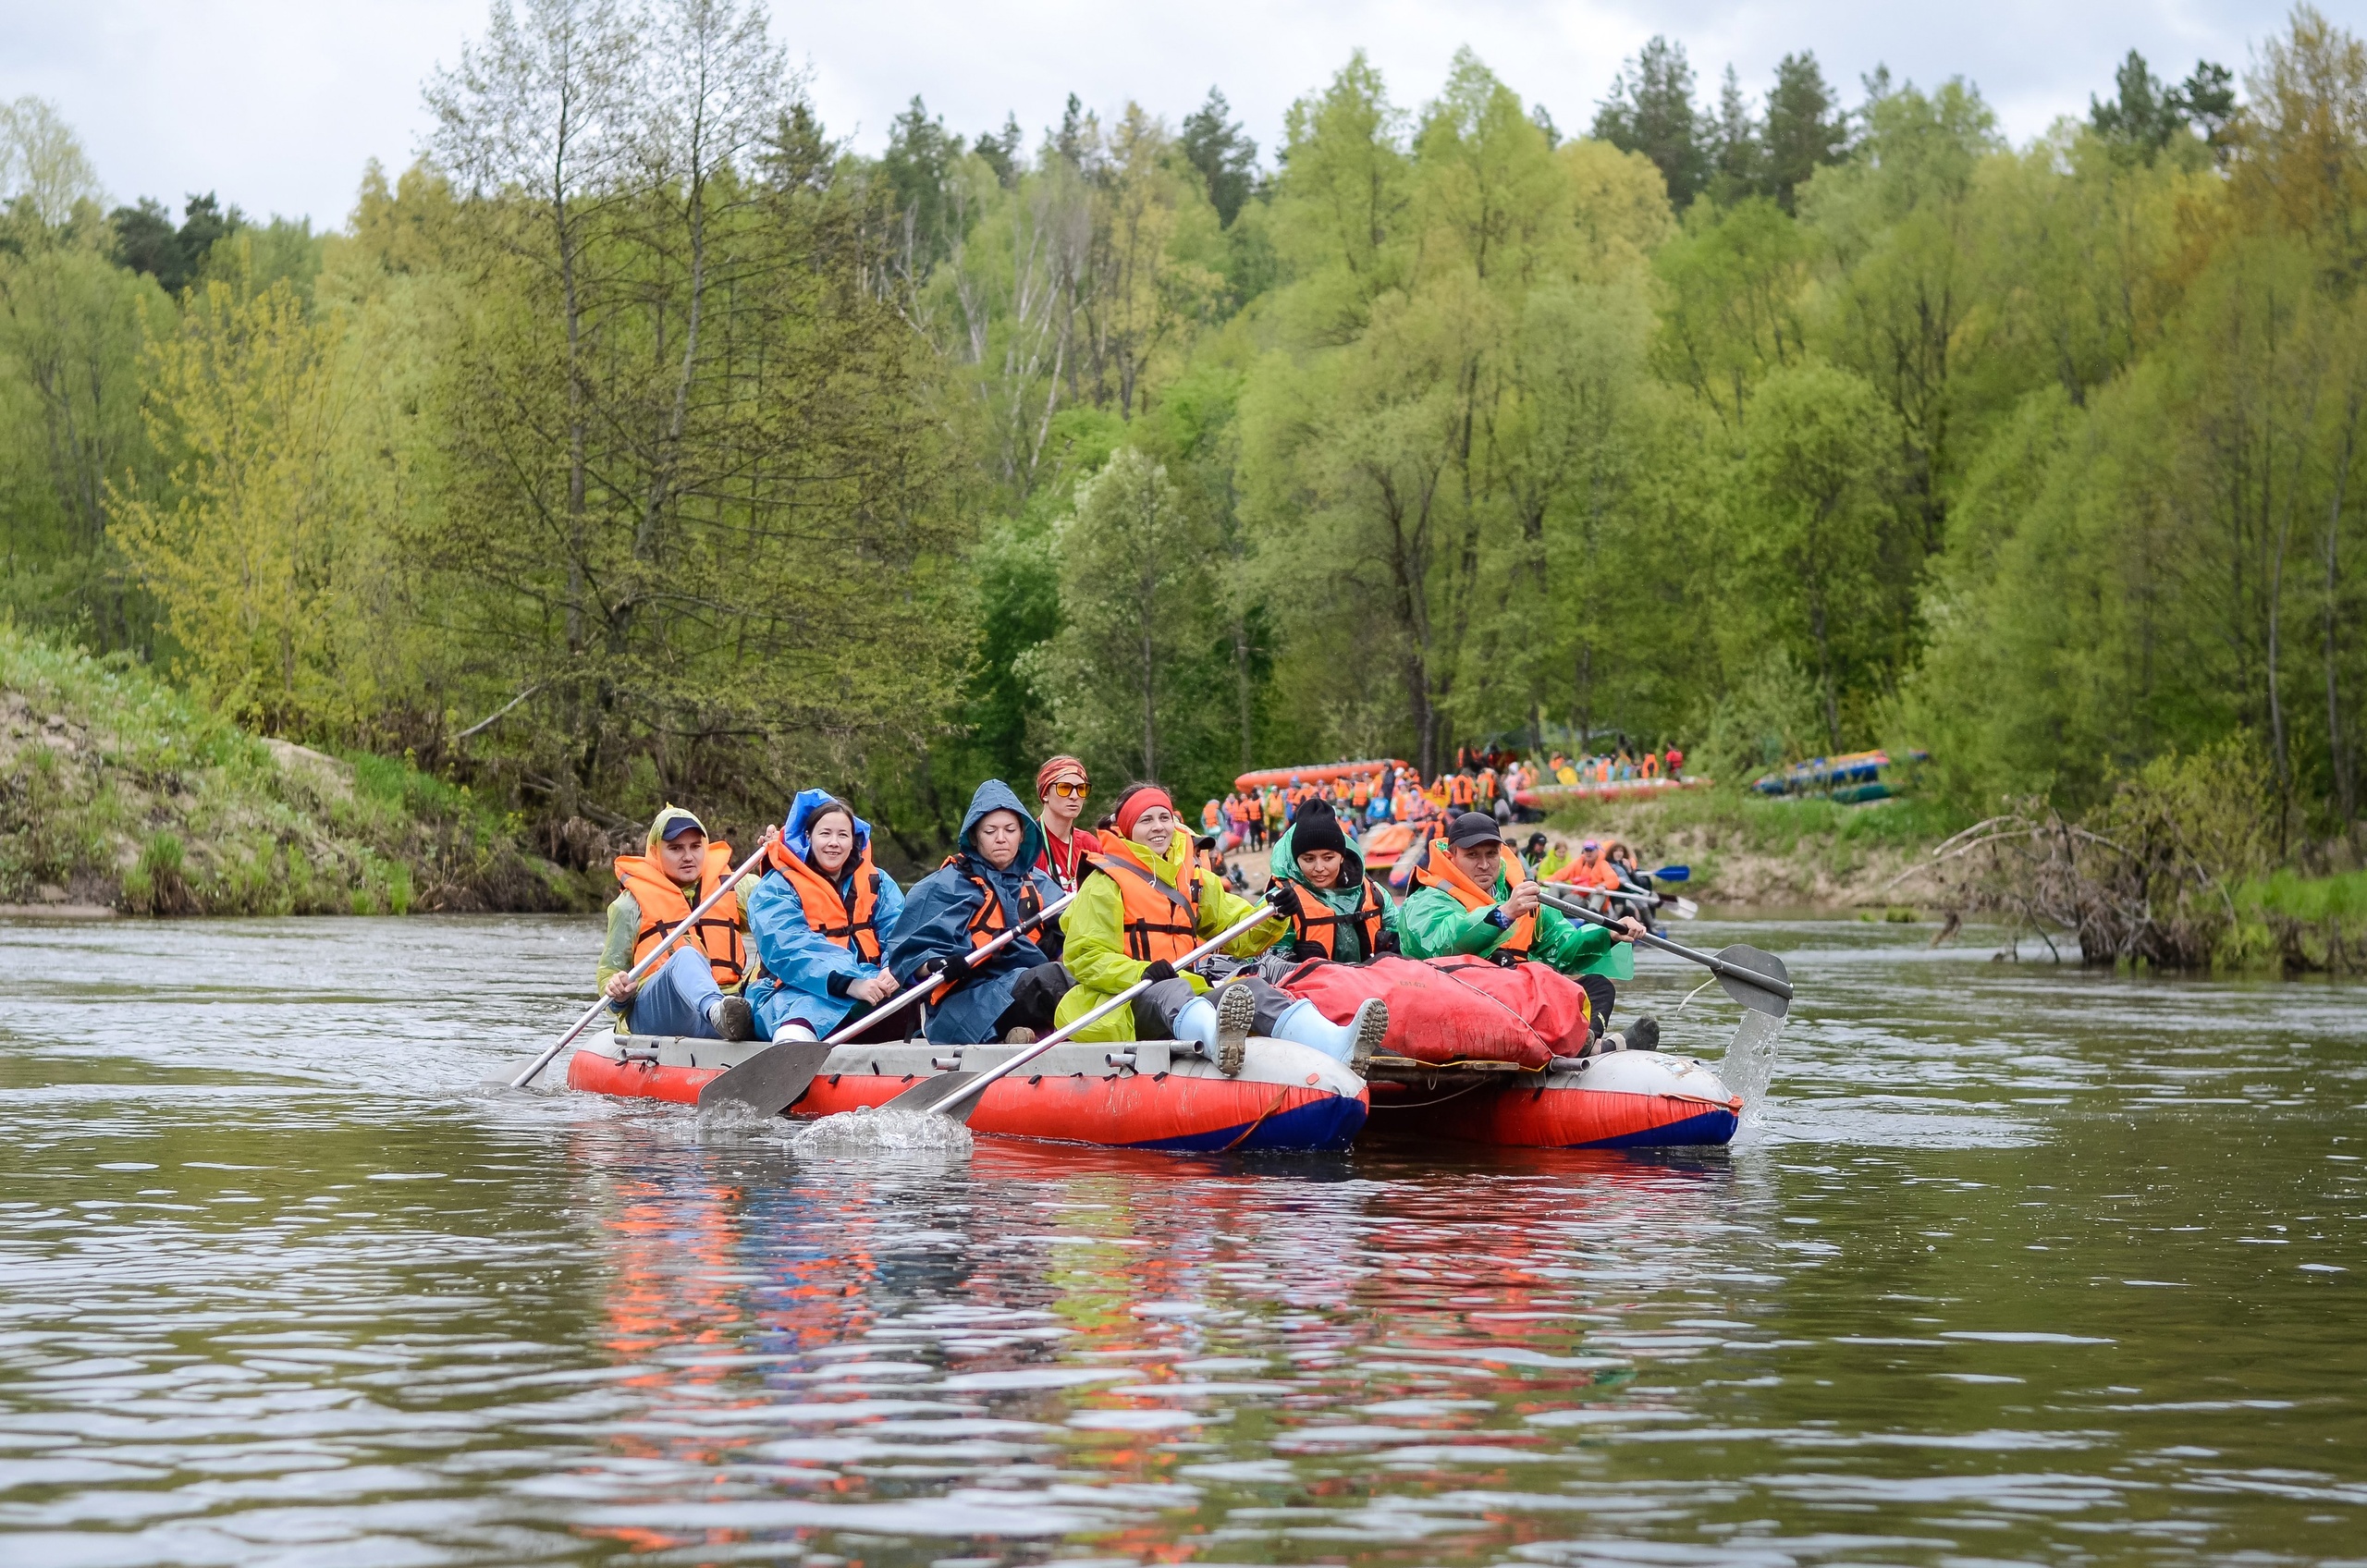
[1053,783,1388,1069]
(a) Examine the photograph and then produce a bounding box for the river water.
[1,913,2361,1567]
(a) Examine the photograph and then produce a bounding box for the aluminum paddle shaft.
[896,901,1280,1120]
[1536,884,1793,1015]
[510,836,774,1088]
[821,887,1077,1046]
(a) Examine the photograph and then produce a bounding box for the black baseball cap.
[1445,811,1503,849]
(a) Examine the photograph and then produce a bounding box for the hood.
[958,778,1045,878]
[1269,818,1367,895]
[781,788,873,874]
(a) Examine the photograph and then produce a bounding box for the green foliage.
[2,7,2362,906]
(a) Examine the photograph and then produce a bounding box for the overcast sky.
[0,0,2311,228]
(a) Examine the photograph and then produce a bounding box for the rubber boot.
[1213,980,1257,1076]
[709,995,755,1042]
[1591,1015,1662,1055]
[1172,995,1220,1060]
[1271,998,1388,1073]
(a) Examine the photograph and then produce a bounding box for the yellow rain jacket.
[1052,830,1290,1043]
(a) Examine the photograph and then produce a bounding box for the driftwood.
[1896,797,2242,968]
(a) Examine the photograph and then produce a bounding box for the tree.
[1031,447,1218,780]
[878,95,967,280]
[1592,37,1705,209]
[1762,52,1846,212]
[1701,66,1762,207]
[420,0,964,821]
[0,98,101,227]
[108,280,381,730]
[1734,361,1906,750]
[1180,88,1258,226]
[2090,50,2180,156]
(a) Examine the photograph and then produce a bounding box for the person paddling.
[1052,782,1388,1069]
[1033,753,1100,899]
[599,804,757,1042]
[889,779,1072,1046]
[1399,812,1661,1052]
[1267,797,1396,963]
[743,791,906,1044]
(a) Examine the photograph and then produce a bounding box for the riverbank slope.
[1536,789,1964,912]
[0,629,594,916]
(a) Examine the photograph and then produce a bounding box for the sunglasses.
[1045,780,1087,799]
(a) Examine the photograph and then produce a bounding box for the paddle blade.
[878,1070,987,1122]
[1651,864,1690,882]
[1670,897,1700,920]
[695,1041,832,1117]
[1713,945,1791,1019]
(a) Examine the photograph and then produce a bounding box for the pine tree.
[1703,65,1762,205]
[1761,53,1846,212]
[1591,37,1705,208]
[1180,88,1258,226]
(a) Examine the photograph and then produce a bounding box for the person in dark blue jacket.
[886,779,1071,1045]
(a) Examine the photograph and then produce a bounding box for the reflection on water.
[0,913,2361,1566]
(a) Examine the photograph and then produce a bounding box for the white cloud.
[0,0,2284,227]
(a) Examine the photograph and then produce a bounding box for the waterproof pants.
[1576,973,1616,1038]
[989,962,1073,1038]
[620,948,726,1038]
[1131,974,1291,1041]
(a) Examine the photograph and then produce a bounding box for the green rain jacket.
[1396,851,1633,980]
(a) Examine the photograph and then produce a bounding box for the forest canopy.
[2,5,2362,865]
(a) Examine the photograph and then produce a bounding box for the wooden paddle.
[511,833,773,1089]
[879,899,1283,1122]
[696,887,1078,1115]
[1536,884,1792,1018]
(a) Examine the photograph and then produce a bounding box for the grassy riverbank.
[1539,788,1968,911]
[0,628,594,916]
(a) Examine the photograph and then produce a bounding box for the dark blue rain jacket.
[885,779,1065,1044]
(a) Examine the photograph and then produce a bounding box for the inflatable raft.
[568,1034,1369,1153]
[1361,1047,1743,1149]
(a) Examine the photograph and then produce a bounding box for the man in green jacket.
[1398,811,1660,1052]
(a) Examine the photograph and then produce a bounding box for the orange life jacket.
[1088,838,1202,963]
[616,841,748,986]
[1351,778,1371,808]
[764,835,884,963]
[1277,877,1386,962]
[1449,774,1475,807]
[928,855,1046,1001]
[1412,839,1535,958]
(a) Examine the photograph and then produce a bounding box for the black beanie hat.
[1291,797,1349,860]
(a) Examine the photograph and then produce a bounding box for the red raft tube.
[1362,1046,1744,1149]
[568,1034,1369,1154]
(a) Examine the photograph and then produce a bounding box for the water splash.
[1720,1009,1784,1118]
[785,1104,975,1157]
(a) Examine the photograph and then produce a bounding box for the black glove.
[1263,880,1296,914]
[1141,960,1178,986]
[917,950,974,985]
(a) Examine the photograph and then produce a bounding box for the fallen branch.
[452,684,542,743]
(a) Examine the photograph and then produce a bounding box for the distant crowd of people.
[1202,742,1684,854]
